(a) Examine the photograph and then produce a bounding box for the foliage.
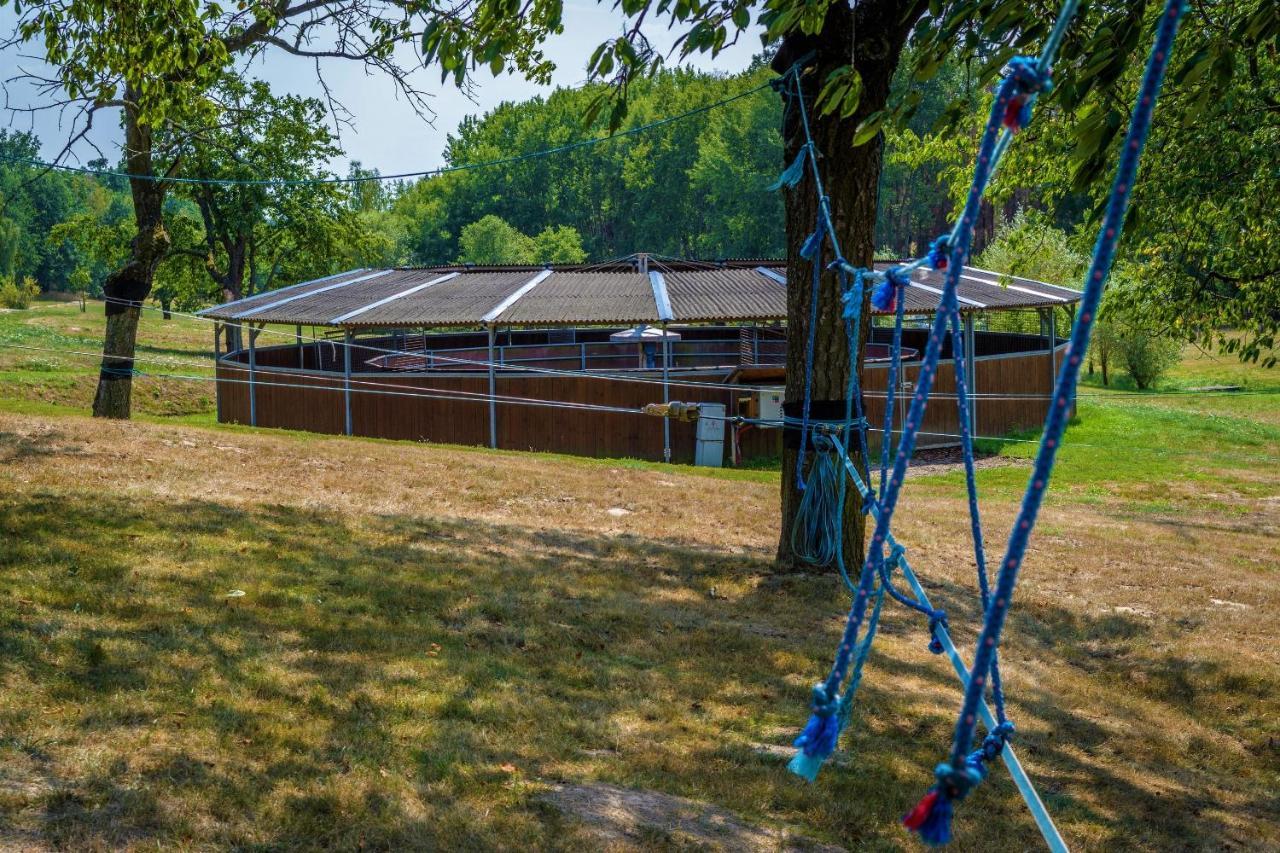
[0,274,39,309]
[457,215,537,264]
[1115,323,1183,390]
[975,208,1085,288]
[455,215,588,265]
[164,77,353,302]
[532,224,587,264]
[393,66,785,264]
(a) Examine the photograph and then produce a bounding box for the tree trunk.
[771,0,924,573]
[92,118,170,417]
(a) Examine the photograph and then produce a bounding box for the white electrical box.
[757,389,784,423]
[695,403,726,467]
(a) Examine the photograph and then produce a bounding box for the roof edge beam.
[959,270,1069,303]
[907,279,987,309]
[649,271,675,322]
[232,269,392,320]
[754,266,787,285]
[330,271,461,324]
[482,268,554,325]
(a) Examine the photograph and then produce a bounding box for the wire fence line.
[3,338,1275,466]
[45,296,1279,404]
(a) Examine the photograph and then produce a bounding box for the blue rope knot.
[927,235,950,270]
[886,542,906,567]
[1002,57,1053,131]
[902,762,985,845]
[871,267,908,312]
[788,682,843,782]
[927,610,949,655]
[979,720,1016,761]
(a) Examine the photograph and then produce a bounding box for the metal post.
[487,325,498,449]
[295,324,303,368]
[213,322,222,423]
[964,312,977,435]
[247,324,260,427]
[1046,307,1057,390]
[343,330,353,436]
[580,342,587,370]
[661,322,672,463]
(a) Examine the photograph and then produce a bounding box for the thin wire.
[2,82,773,188]
[6,340,1273,466]
[10,325,1275,404]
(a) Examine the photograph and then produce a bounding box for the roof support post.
[213,322,223,424]
[295,324,304,369]
[964,313,977,436]
[248,324,260,427]
[1045,307,1056,392]
[343,329,353,436]
[661,322,672,463]
[487,325,498,449]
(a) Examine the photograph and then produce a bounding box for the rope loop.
[1002,57,1054,131]
[980,721,1016,761]
[871,266,907,312]
[927,235,951,270]
[927,610,949,655]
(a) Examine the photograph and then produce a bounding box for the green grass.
[0,301,1277,849]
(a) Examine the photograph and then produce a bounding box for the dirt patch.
[541,782,845,852]
[908,445,1027,473]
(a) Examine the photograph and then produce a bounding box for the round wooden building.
[200,257,1081,466]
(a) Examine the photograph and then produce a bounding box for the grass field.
[0,300,1277,851]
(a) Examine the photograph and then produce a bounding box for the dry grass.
[0,404,1276,851]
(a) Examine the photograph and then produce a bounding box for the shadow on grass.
[0,480,1275,850]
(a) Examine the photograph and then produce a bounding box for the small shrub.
[1116,325,1182,389]
[0,275,40,309]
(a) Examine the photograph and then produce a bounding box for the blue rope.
[946,308,1007,722]
[877,269,908,502]
[906,1,1185,844]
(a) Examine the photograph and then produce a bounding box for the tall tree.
[166,78,346,305]
[420,0,1273,570]
[2,0,433,418]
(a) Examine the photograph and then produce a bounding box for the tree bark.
[772,0,925,573]
[92,99,170,419]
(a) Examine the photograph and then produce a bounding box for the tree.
[1116,324,1182,390]
[2,0,435,418]
[532,225,586,263]
[422,0,1271,570]
[167,78,347,306]
[457,214,537,264]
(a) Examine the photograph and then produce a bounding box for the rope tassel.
[788,683,841,782]
[769,148,808,191]
[903,763,984,846]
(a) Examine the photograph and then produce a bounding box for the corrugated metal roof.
[197,260,1080,327]
[345,271,534,327]
[662,268,786,322]
[496,271,660,325]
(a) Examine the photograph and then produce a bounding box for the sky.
[0,3,764,178]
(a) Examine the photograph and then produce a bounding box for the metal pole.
[343,329,353,436]
[964,312,977,435]
[487,325,498,449]
[213,322,222,423]
[248,324,259,427]
[661,322,671,463]
[295,324,303,368]
[1046,307,1057,390]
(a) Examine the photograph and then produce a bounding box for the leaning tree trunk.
[772,1,922,572]
[92,104,170,419]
